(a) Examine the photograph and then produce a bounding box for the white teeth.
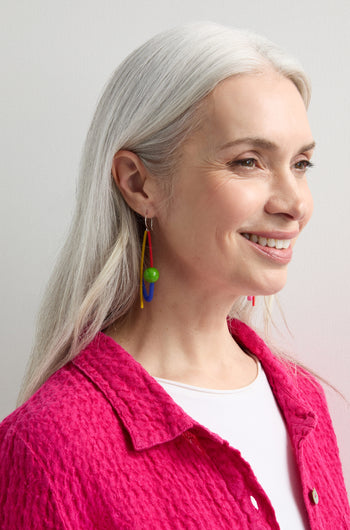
[242,233,291,249]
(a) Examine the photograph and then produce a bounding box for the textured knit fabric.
[155,362,309,529]
[0,319,349,529]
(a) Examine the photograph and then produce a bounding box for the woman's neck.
[105,290,257,390]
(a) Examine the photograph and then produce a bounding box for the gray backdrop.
[1,0,349,494]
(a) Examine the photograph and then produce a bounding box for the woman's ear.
[111,150,157,217]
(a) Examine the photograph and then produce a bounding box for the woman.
[0,22,348,529]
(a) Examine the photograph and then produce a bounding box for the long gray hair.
[17,22,311,405]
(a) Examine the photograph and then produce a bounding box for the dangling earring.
[140,216,159,309]
[247,296,255,306]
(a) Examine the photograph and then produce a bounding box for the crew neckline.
[155,360,261,395]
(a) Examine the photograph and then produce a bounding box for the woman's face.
[155,71,314,299]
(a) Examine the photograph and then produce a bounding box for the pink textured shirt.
[0,319,349,529]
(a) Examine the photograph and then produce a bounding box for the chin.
[251,270,288,296]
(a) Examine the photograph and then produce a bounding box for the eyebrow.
[218,137,316,153]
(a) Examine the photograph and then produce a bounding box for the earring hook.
[145,216,153,231]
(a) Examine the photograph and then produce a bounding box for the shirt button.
[250,495,259,510]
[311,488,319,505]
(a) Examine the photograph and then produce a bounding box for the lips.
[241,231,296,264]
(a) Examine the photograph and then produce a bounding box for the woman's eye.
[294,160,314,171]
[229,158,257,168]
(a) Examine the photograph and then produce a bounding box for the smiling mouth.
[241,233,291,250]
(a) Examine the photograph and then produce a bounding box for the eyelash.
[294,160,314,171]
[229,158,314,171]
[229,158,257,168]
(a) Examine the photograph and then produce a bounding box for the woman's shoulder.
[0,338,134,529]
[0,347,124,460]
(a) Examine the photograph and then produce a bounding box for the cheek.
[205,181,265,228]
[160,177,265,254]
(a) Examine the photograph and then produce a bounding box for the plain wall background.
[1,0,349,496]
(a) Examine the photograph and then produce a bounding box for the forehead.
[199,71,312,151]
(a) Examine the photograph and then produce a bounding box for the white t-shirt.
[155,361,309,529]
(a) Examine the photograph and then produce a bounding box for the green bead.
[143,267,159,283]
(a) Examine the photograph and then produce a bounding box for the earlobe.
[112,150,156,216]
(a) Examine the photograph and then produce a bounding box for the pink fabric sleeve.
[0,427,66,530]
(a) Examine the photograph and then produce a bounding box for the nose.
[264,168,311,222]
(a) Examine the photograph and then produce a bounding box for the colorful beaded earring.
[140,217,159,309]
[247,296,255,306]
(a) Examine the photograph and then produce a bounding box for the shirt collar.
[228,319,317,442]
[72,332,194,450]
[72,320,316,451]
